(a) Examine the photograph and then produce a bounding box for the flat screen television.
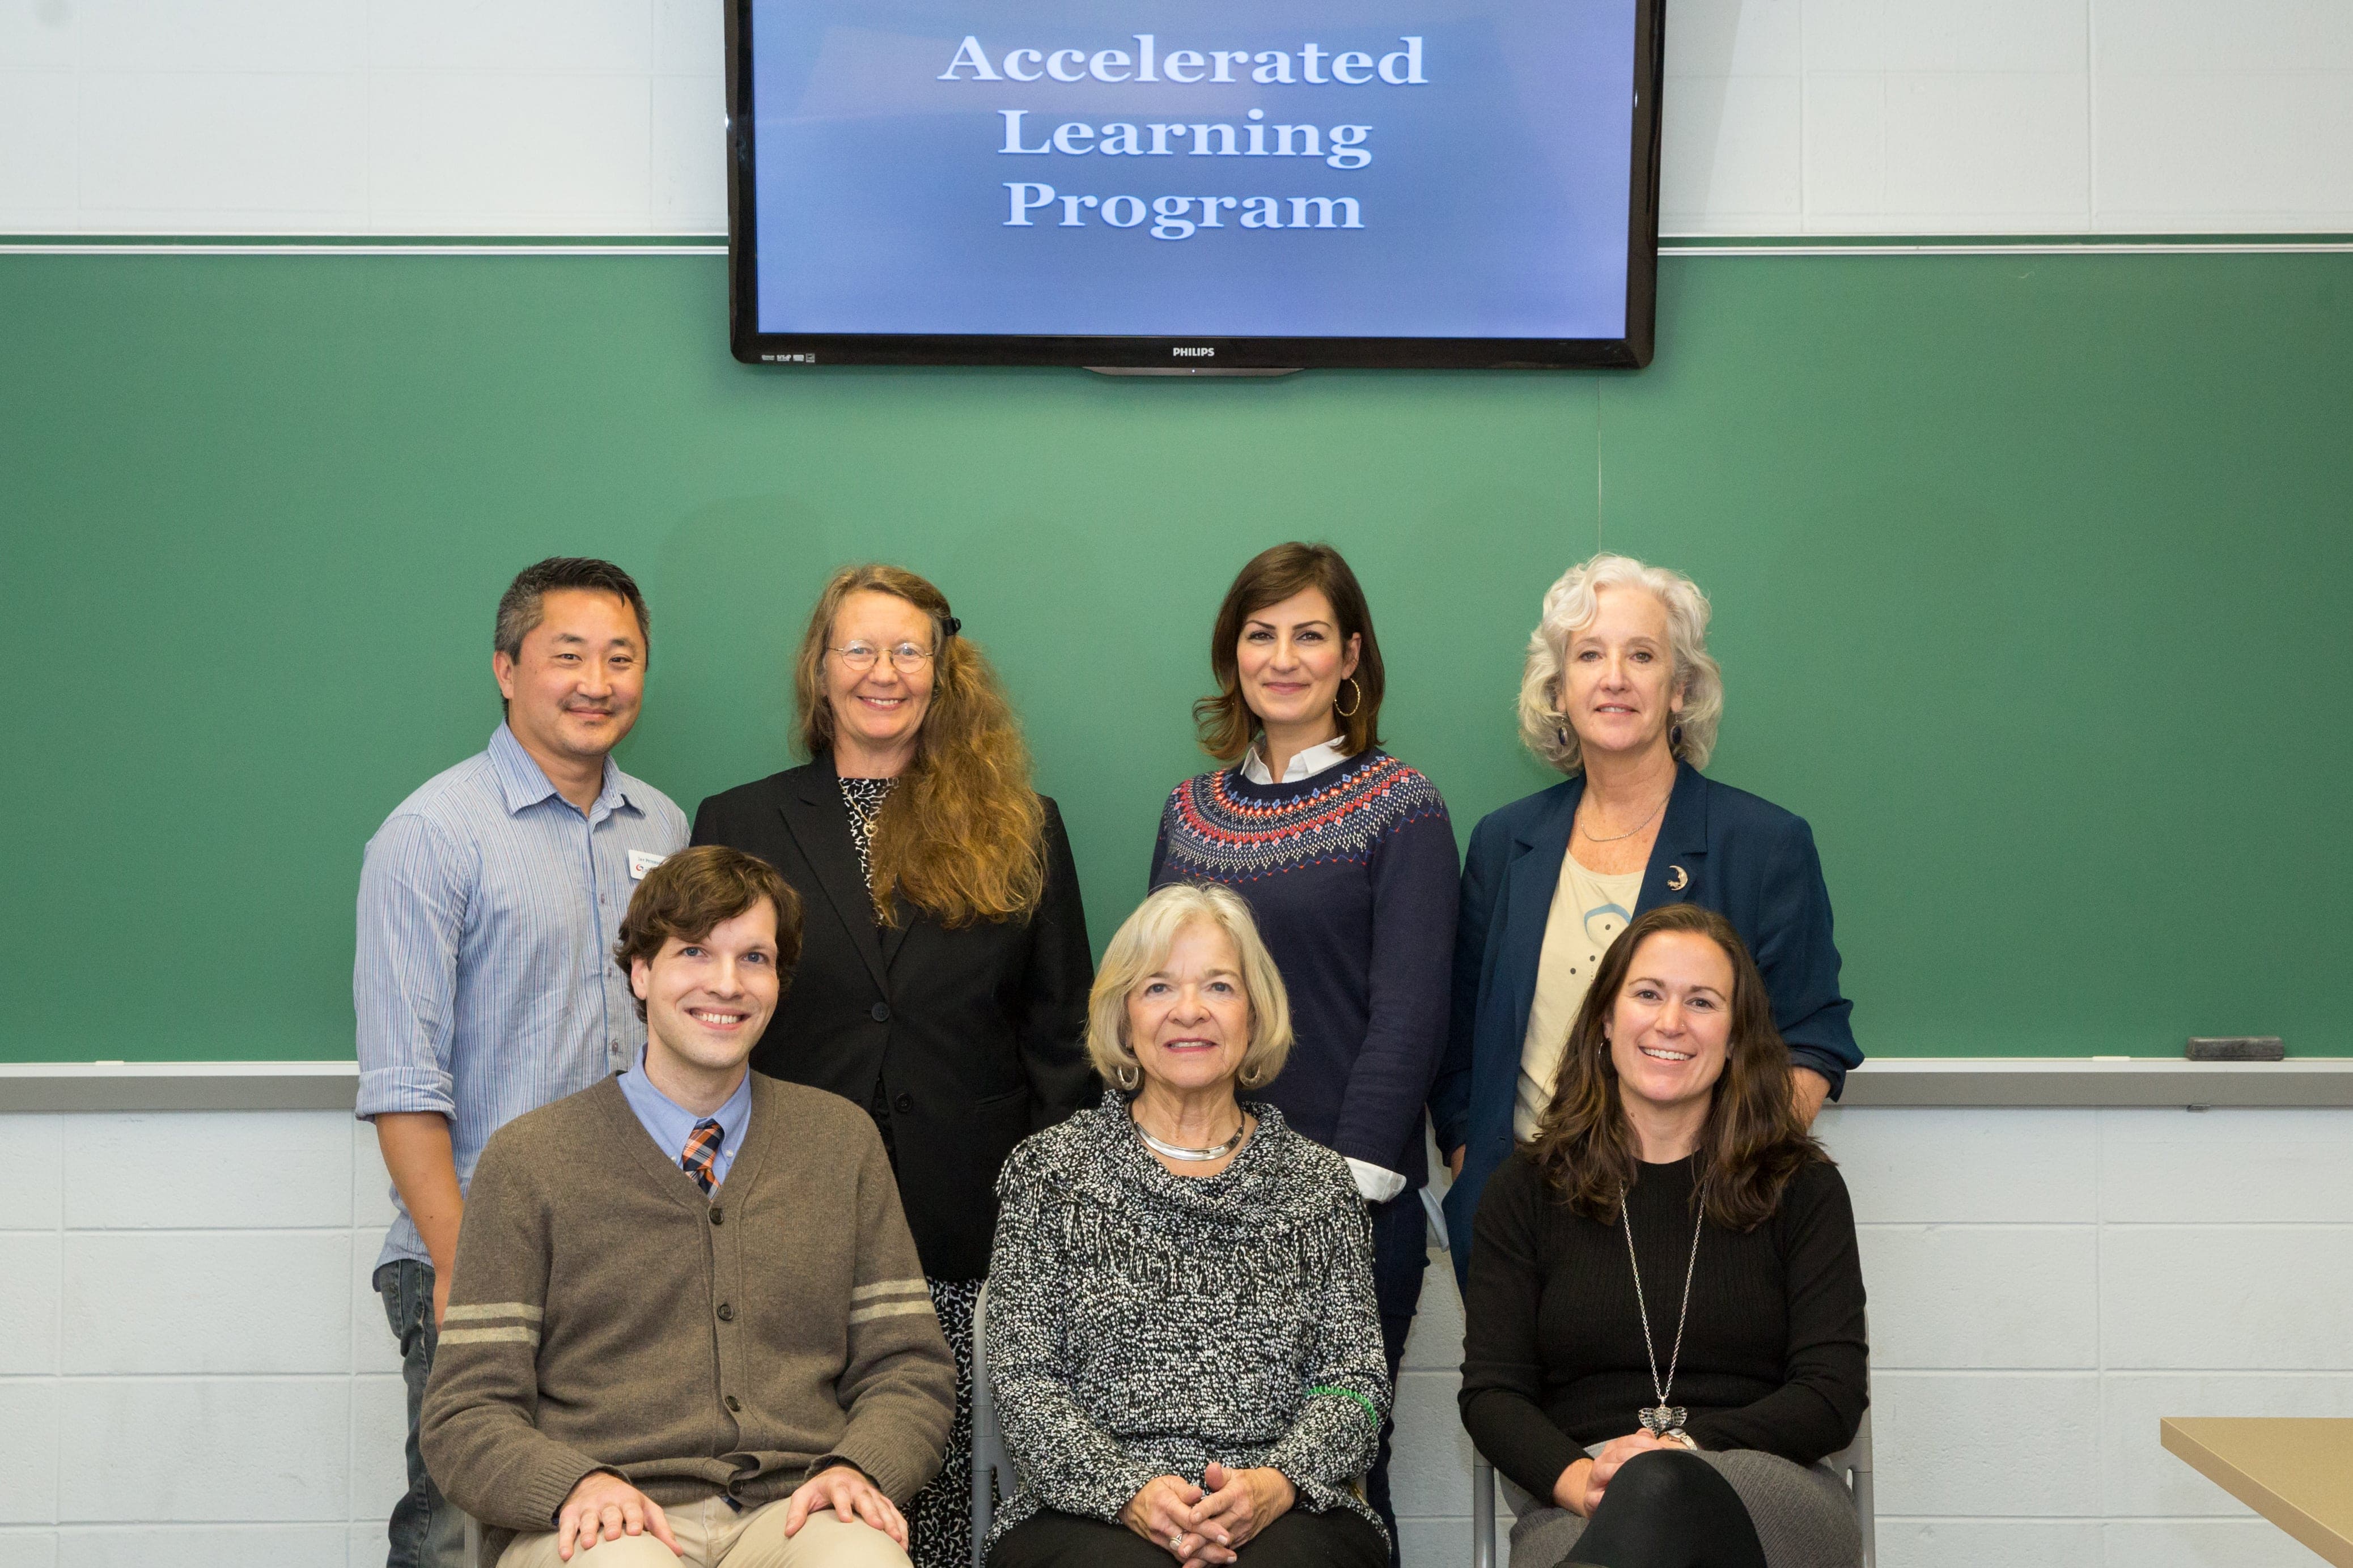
[726,0,1664,372]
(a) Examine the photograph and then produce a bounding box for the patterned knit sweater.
[1150,749,1459,1185]
[981,1094,1391,1549]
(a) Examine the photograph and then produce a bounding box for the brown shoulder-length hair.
[791,564,1046,927]
[1192,542,1386,763]
[1530,903,1826,1231]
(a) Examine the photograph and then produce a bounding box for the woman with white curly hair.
[1427,554,1860,1286]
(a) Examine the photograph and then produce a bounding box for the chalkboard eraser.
[2186,1036,2284,1061]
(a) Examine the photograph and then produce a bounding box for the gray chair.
[1471,1406,1875,1568]
[970,1282,1012,1568]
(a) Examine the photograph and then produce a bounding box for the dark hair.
[613,845,805,1020]
[1193,542,1386,763]
[494,558,651,664]
[1528,903,1826,1231]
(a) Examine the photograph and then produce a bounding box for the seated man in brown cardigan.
[422,845,956,1567]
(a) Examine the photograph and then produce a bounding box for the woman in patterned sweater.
[1148,542,1459,1557]
[985,882,1390,1568]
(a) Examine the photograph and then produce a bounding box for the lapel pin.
[1666,864,1689,891]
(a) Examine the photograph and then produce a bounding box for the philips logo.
[1172,346,1215,358]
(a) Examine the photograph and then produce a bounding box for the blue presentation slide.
[749,0,1635,340]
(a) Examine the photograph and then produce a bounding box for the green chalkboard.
[2,248,2347,1063]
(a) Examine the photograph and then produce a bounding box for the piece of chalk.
[2092,1055,2131,1061]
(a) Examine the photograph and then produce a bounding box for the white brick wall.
[4,1,2353,237]
[0,1104,2346,1567]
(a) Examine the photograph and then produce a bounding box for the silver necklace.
[1621,1180,1705,1439]
[1581,789,1670,843]
[1135,1115,1249,1162]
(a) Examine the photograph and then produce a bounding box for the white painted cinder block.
[1803,0,2088,74]
[1856,1225,2098,1369]
[1818,1107,2098,1223]
[2101,1107,2353,1224]
[1871,1372,2101,1516]
[0,1382,60,1526]
[60,1231,352,1376]
[1667,0,1802,79]
[0,1529,61,1568]
[56,1378,350,1523]
[77,0,364,75]
[1876,1518,2102,1568]
[1660,74,1804,227]
[1401,1248,1464,1373]
[351,1235,406,1377]
[648,72,729,232]
[1389,1371,1474,1519]
[68,1112,352,1231]
[367,0,653,75]
[2100,1519,2325,1568]
[2095,70,2353,226]
[2102,1225,2353,1370]
[349,1374,412,1536]
[366,72,654,231]
[0,1234,61,1376]
[0,1117,62,1232]
[74,72,368,223]
[0,72,78,223]
[50,1524,349,1568]
[2093,0,2353,75]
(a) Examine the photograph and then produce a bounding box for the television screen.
[727,0,1663,371]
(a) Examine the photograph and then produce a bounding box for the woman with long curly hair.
[1459,903,1867,1568]
[693,563,1097,1568]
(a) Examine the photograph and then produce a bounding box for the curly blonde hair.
[792,564,1046,927]
[1517,553,1724,774]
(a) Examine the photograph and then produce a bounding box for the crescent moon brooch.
[1666,864,1690,892]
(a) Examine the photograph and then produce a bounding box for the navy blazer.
[1428,762,1859,1282]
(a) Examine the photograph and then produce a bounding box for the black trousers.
[990,1508,1388,1568]
[1366,1193,1429,1568]
[1568,1451,1767,1568]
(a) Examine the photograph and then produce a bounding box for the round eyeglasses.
[828,641,936,674]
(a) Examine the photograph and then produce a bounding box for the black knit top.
[1458,1149,1867,1501]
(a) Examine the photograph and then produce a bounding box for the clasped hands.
[1552,1429,1694,1518]
[1121,1463,1296,1567]
[551,1462,905,1561]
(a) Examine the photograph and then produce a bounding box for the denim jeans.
[376,1259,470,1568]
[1365,1192,1430,1568]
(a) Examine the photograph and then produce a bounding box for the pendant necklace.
[1622,1177,1705,1440]
[1137,1116,1249,1162]
[1581,788,1670,843]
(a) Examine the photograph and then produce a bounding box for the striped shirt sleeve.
[355,811,469,1120]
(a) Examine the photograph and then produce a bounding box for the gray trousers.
[1507,1444,1859,1568]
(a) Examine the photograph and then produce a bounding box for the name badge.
[628,850,668,882]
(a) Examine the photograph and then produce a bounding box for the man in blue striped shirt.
[356,557,688,1568]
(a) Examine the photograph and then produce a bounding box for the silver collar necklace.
[1135,1114,1249,1162]
[1622,1176,1706,1440]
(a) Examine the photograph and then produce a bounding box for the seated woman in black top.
[1459,904,1867,1568]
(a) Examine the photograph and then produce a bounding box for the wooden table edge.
[2160,1418,2353,1568]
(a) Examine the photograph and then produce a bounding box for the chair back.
[970,1282,1011,1568]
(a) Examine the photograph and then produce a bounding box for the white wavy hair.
[1517,553,1724,774]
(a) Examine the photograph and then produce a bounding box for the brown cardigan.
[421,1073,955,1563]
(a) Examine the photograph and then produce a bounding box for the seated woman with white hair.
[982,882,1391,1568]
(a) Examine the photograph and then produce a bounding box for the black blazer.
[692,757,1097,1281]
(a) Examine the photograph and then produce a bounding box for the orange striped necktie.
[681,1118,724,1194]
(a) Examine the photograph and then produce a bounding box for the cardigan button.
[717,1302,735,1321]
[870,1001,891,1023]
[724,1394,743,1413]
[894,1093,914,1115]
[709,1206,723,1226]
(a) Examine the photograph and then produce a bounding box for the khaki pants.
[498,1498,914,1568]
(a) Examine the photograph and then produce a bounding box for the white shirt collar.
[1240,735,1354,785]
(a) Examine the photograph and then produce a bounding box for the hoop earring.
[1334,677,1363,719]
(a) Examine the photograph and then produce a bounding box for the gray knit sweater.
[982,1092,1391,1550]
